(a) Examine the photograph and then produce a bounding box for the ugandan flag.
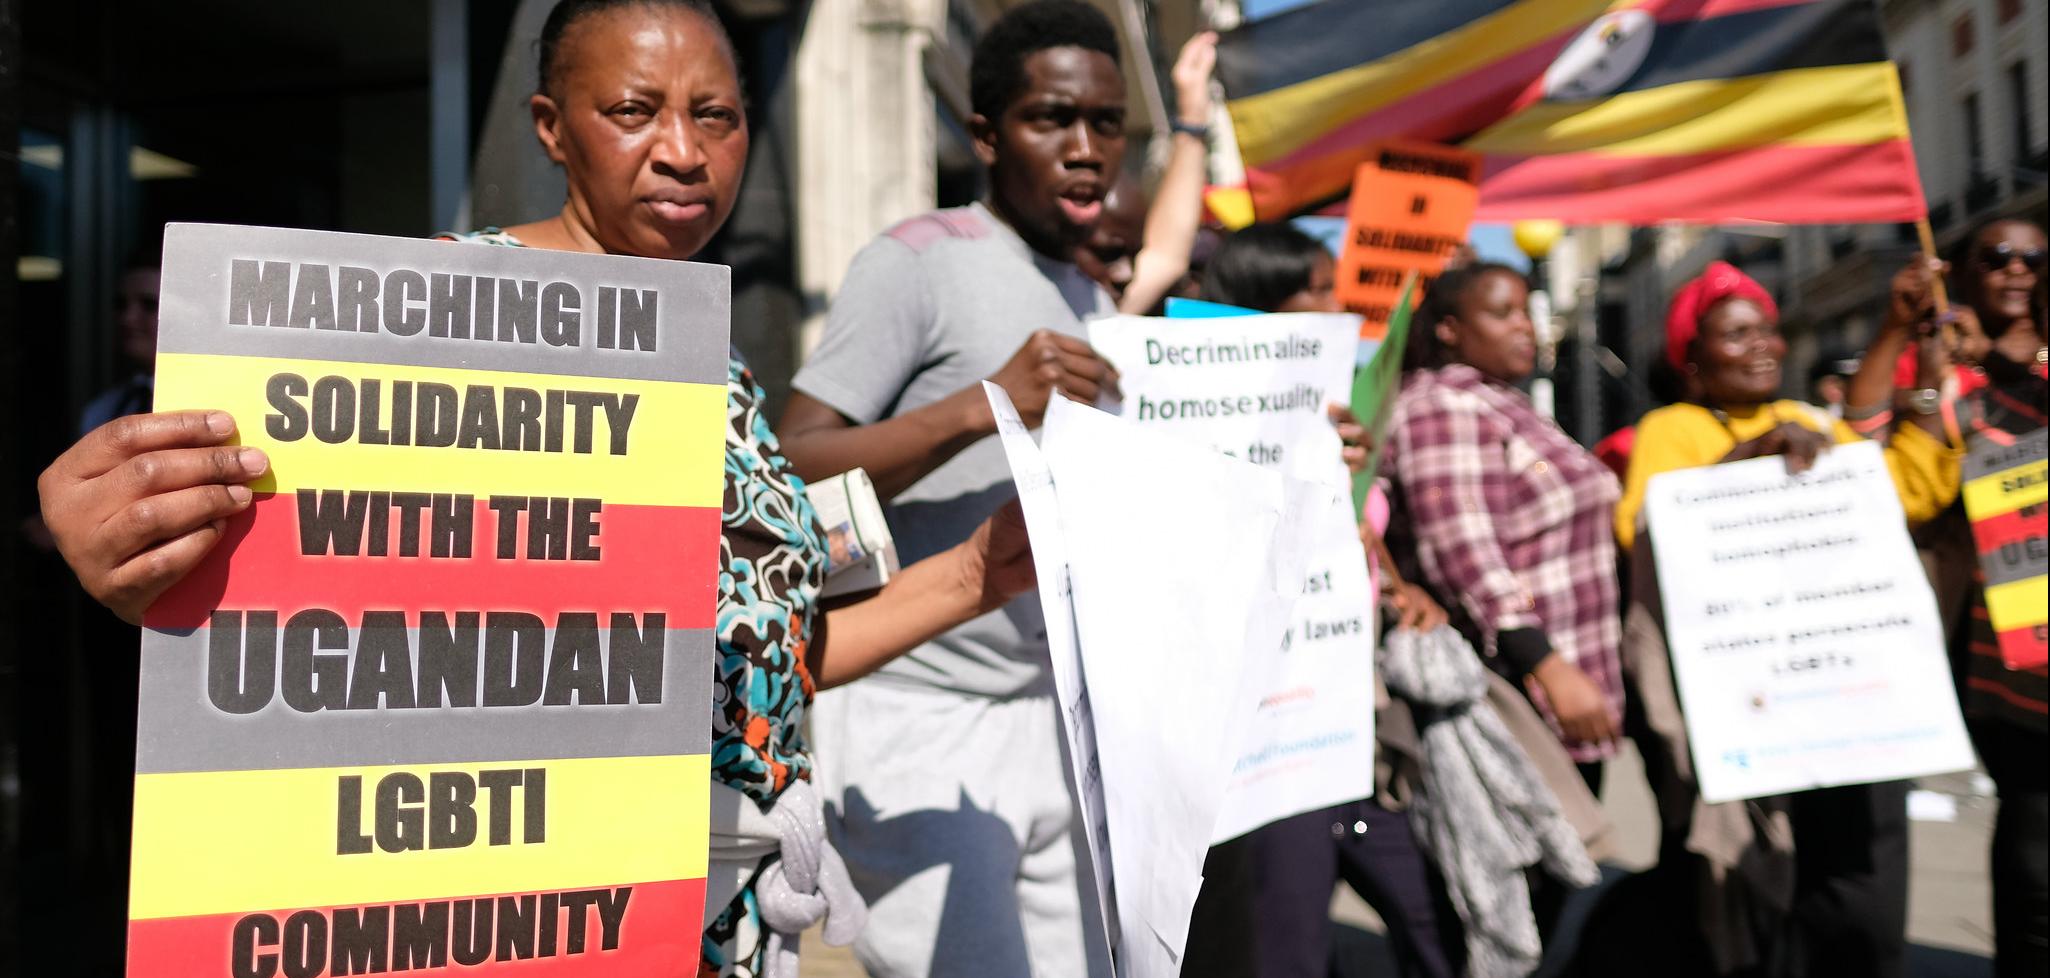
[1215,0,1926,225]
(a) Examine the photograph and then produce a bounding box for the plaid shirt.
[1386,364,1625,760]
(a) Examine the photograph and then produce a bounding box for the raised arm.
[1845,253,1962,444]
[1118,31,1216,315]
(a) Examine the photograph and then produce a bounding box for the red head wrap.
[1665,261,1778,371]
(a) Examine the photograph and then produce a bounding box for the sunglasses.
[1978,243,2047,272]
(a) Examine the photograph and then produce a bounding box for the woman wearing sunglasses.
[1851,216,2047,978]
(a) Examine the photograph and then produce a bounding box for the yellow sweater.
[1615,400,1963,550]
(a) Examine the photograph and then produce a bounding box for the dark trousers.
[1242,799,1464,978]
[1977,721,2050,978]
[1531,761,1606,944]
[1780,779,1911,978]
[1181,836,1260,978]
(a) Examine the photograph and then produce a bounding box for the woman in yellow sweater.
[1614,260,1962,550]
[1611,260,1963,978]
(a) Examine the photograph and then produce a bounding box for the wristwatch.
[1169,119,1211,141]
[1904,388,1942,415]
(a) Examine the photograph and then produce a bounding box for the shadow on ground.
[1331,864,1993,978]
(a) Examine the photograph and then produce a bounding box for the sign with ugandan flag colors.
[130,224,727,976]
[1962,427,2049,670]
[1214,0,1926,226]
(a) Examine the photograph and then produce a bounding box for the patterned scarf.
[1382,626,1600,978]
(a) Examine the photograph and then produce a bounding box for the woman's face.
[532,6,747,261]
[1691,297,1784,407]
[1275,251,1340,313]
[1437,269,1535,383]
[1973,220,2045,327]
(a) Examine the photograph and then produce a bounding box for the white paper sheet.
[1037,394,1328,977]
[1089,313,1377,841]
[983,382,1118,959]
[1645,441,1976,803]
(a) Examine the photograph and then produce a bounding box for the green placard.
[1349,278,1417,512]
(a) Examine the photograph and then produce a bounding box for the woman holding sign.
[1610,260,1965,978]
[1865,217,2046,978]
[1612,260,1962,547]
[35,2,1040,975]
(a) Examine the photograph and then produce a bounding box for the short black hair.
[1402,261,1523,371]
[538,0,729,97]
[1201,223,1331,313]
[969,0,1120,121]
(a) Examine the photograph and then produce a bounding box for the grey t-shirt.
[793,202,1112,698]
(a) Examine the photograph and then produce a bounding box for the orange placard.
[1333,141,1482,338]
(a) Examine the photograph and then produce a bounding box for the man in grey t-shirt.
[778,3,1126,974]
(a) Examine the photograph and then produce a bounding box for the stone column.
[792,0,947,357]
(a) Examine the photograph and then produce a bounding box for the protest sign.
[1019,393,1323,978]
[1090,312,1376,842]
[1348,277,1416,510]
[1332,141,1480,338]
[130,224,727,976]
[1646,442,1975,803]
[985,383,1118,960]
[1962,427,2048,670]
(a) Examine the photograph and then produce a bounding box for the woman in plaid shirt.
[1384,262,1626,790]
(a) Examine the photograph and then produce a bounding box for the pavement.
[798,743,1999,976]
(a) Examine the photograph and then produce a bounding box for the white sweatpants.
[810,680,1112,978]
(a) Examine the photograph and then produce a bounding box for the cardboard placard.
[131,224,728,976]
[1333,141,1482,339]
[1962,427,2049,670]
[1645,443,1976,803]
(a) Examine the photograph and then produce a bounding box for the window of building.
[1952,13,1974,56]
[1965,91,1986,174]
[1997,0,2023,24]
[2012,62,2035,161]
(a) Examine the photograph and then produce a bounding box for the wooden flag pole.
[1915,217,1950,314]
[1913,217,1957,357]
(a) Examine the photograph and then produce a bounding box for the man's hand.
[38,411,267,623]
[986,330,1121,428]
[1170,32,1218,128]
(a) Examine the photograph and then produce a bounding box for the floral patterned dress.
[700,358,830,977]
[436,231,829,978]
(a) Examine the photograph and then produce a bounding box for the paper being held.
[988,383,1330,978]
